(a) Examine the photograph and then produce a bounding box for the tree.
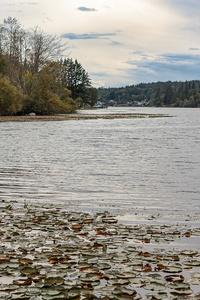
[86,87,98,107]
[0,17,98,113]
[192,81,196,90]
[154,88,162,106]
[60,58,91,102]
[183,95,196,107]
[178,82,185,101]
[22,62,76,115]
[163,83,174,106]
[0,76,24,115]
[28,27,68,73]
[0,17,22,81]
[0,18,68,87]
[185,81,189,99]
[0,52,8,75]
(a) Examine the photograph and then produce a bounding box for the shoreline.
[0,112,169,122]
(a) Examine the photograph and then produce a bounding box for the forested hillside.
[98,80,200,107]
[0,17,98,116]
[1,17,199,115]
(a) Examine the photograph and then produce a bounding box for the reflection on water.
[0,107,200,217]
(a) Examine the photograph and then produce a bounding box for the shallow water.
[0,107,200,221]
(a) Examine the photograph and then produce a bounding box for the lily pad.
[13,277,32,286]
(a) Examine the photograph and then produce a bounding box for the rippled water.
[0,107,200,217]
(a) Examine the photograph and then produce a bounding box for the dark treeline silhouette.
[98,80,200,107]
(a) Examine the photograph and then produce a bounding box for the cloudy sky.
[0,0,200,87]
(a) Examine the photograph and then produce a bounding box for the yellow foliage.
[0,76,24,115]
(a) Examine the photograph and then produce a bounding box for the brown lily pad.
[165,275,184,282]
[0,255,10,263]
[79,283,94,290]
[102,218,118,224]
[72,224,83,231]
[13,277,32,286]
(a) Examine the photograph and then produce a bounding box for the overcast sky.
[0,0,200,87]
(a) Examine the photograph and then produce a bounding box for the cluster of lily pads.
[0,201,200,299]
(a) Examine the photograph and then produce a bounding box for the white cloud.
[0,0,199,87]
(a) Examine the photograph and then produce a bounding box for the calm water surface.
[0,107,200,218]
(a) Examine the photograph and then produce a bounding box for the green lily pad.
[144,282,166,291]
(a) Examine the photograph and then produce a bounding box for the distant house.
[134,99,149,106]
[94,101,105,108]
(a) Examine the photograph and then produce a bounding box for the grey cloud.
[91,72,108,77]
[110,41,123,47]
[163,0,200,17]
[61,32,116,40]
[132,51,143,55]
[189,48,200,51]
[132,51,152,58]
[160,53,200,63]
[139,61,199,72]
[125,52,200,83]
[77,7,97,12]
[127,53,200,66]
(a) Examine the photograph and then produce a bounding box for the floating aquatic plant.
[0,200,200,299]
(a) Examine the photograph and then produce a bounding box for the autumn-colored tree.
[0,76,24,115]
[0,53,8,75]
[22,62,76,114]
[0,17,97,114]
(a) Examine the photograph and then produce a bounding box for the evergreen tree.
[86,87,98,107]
[178,82,185,101]
[163,84,174,105]
[60,58,91,103]
[192,81,196,90]
[155,88,162,106]
[98,80,200,108]
[185,81,189,99]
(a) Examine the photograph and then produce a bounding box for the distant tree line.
[98,80,200,108]
[0,17,98,116]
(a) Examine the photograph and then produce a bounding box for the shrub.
[0,76,24,115]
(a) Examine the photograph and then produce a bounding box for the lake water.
[0,107,200,221]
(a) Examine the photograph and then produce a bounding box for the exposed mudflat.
[0,112,169,122]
